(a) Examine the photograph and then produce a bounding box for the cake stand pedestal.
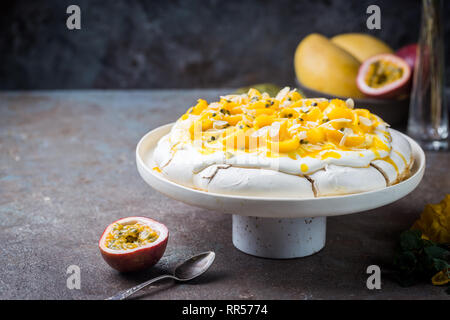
[232,215,326,258]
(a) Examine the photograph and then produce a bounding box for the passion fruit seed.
[105,223,159,250]
[364,60,403,88]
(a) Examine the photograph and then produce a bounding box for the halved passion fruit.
[99,217,168,272]
[356,53,411,99]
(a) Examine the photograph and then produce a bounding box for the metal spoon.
[106,251,215,300]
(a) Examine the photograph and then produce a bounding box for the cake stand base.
[232,215,326,259]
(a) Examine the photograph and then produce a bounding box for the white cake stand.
[136,124,425,259]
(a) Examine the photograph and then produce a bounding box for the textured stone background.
[0,0,449,89]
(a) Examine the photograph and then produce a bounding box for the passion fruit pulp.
[356,53,411,99]
[99,217,168,272]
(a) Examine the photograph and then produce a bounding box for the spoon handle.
[105,275,175,300]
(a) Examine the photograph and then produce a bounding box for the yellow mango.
[223,115,242,126]
[329,99,347,109]
[290,100,304,109]
[326,128,344,144]
[317,101,329,111]
[371,136,389,151]
[254,115,275,129]
[349,123,364,135]
[192,99,208,115]
[278,121,290,140]
[267,137,300,153]
[222,129,260,151]
[230,106,243,114]
[327,106,354,120]
[270,99,280,109]
[355,108,371,118]
[358,121,373,133]
[200,112,211,120]
[303,107,323,122]
[307,127,326,144]
[219,98,237,108]
[285,91,302,102]
[248,88,262,99]
[344,135,365,147]
[331,33,393,62]
[248,101,266,109]
[189,120,203,140]
[294,33,364,98]
[201,119,213,131]
[222,131,243,150]
[254,108,275,116]
[280,108,299,119]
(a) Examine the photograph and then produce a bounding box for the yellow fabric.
[412,194,450,244]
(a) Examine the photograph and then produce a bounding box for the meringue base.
[155,128,413,198]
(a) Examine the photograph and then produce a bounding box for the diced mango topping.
[181,87,389,158]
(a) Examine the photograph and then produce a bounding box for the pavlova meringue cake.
[153,87,413,198]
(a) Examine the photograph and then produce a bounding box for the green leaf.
[424,245,448,260]
[399,230,423,251]
[391,228,450,288]
[432,258,450,272]
[394,251,418,272]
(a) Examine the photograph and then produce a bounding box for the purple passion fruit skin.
[357,53,411,99]
[99,217,168,273]
[396,44,418,72]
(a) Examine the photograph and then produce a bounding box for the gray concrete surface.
[0,90,449,300]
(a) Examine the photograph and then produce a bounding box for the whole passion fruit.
[356,53,411,99]
[99,216,168,272]
[396,43,418,71]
